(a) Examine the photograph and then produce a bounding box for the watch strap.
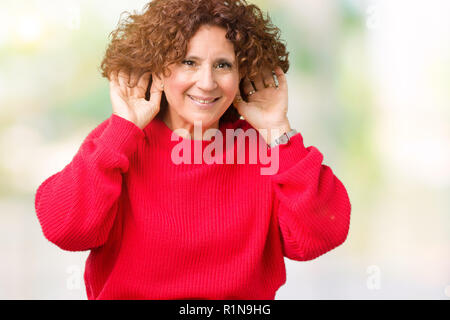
[268,129,298,148]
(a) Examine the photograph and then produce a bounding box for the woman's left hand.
[233,66,291,145]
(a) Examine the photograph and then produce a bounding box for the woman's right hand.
[109,69,163,130]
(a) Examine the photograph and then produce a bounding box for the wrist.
[258,121,292,145]
[112,112,143,129]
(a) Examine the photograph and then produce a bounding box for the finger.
[117,69,130,89]
[262,68,276,88]
[151,72,164,90]
[273,66,287,89]
[128,69,140,88]
[130,71,150,98]
[109,70,119,86]
[242,77,255,97]
[136,71,151,92]
[252,73,265,91]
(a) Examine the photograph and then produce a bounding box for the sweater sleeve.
[35,114,145,251]
[271,132,351,261]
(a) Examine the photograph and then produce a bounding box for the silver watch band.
[268,129,298,148]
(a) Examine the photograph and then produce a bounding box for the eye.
[182,60,195,66]
[217,62,232,69]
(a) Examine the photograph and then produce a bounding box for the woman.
[35,0,351,300]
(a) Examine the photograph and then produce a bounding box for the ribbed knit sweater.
[35,114,351,300]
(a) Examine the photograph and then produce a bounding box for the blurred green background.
[0,0,449,299]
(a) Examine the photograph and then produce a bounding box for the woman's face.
[160,24,240,134]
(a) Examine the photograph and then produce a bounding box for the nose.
[195,65,218,91]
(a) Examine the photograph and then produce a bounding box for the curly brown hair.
[100,0,289,123]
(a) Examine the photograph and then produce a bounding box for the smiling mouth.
[188,95,221,105]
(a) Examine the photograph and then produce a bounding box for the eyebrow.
[184,55,235,63]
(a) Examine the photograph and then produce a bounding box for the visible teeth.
[190,96,216,104]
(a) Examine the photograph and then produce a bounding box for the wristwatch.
[268,129,298,148]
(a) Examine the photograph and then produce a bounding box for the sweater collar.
[143,116,234,150]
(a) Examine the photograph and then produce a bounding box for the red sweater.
[35,114,351,300]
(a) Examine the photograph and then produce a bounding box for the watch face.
[279,134,289,144]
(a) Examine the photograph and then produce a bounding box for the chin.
[187,110,223,125]
[188,115,218,129]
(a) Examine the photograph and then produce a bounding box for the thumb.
[148,80,163,109]
[233,94,246,114]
